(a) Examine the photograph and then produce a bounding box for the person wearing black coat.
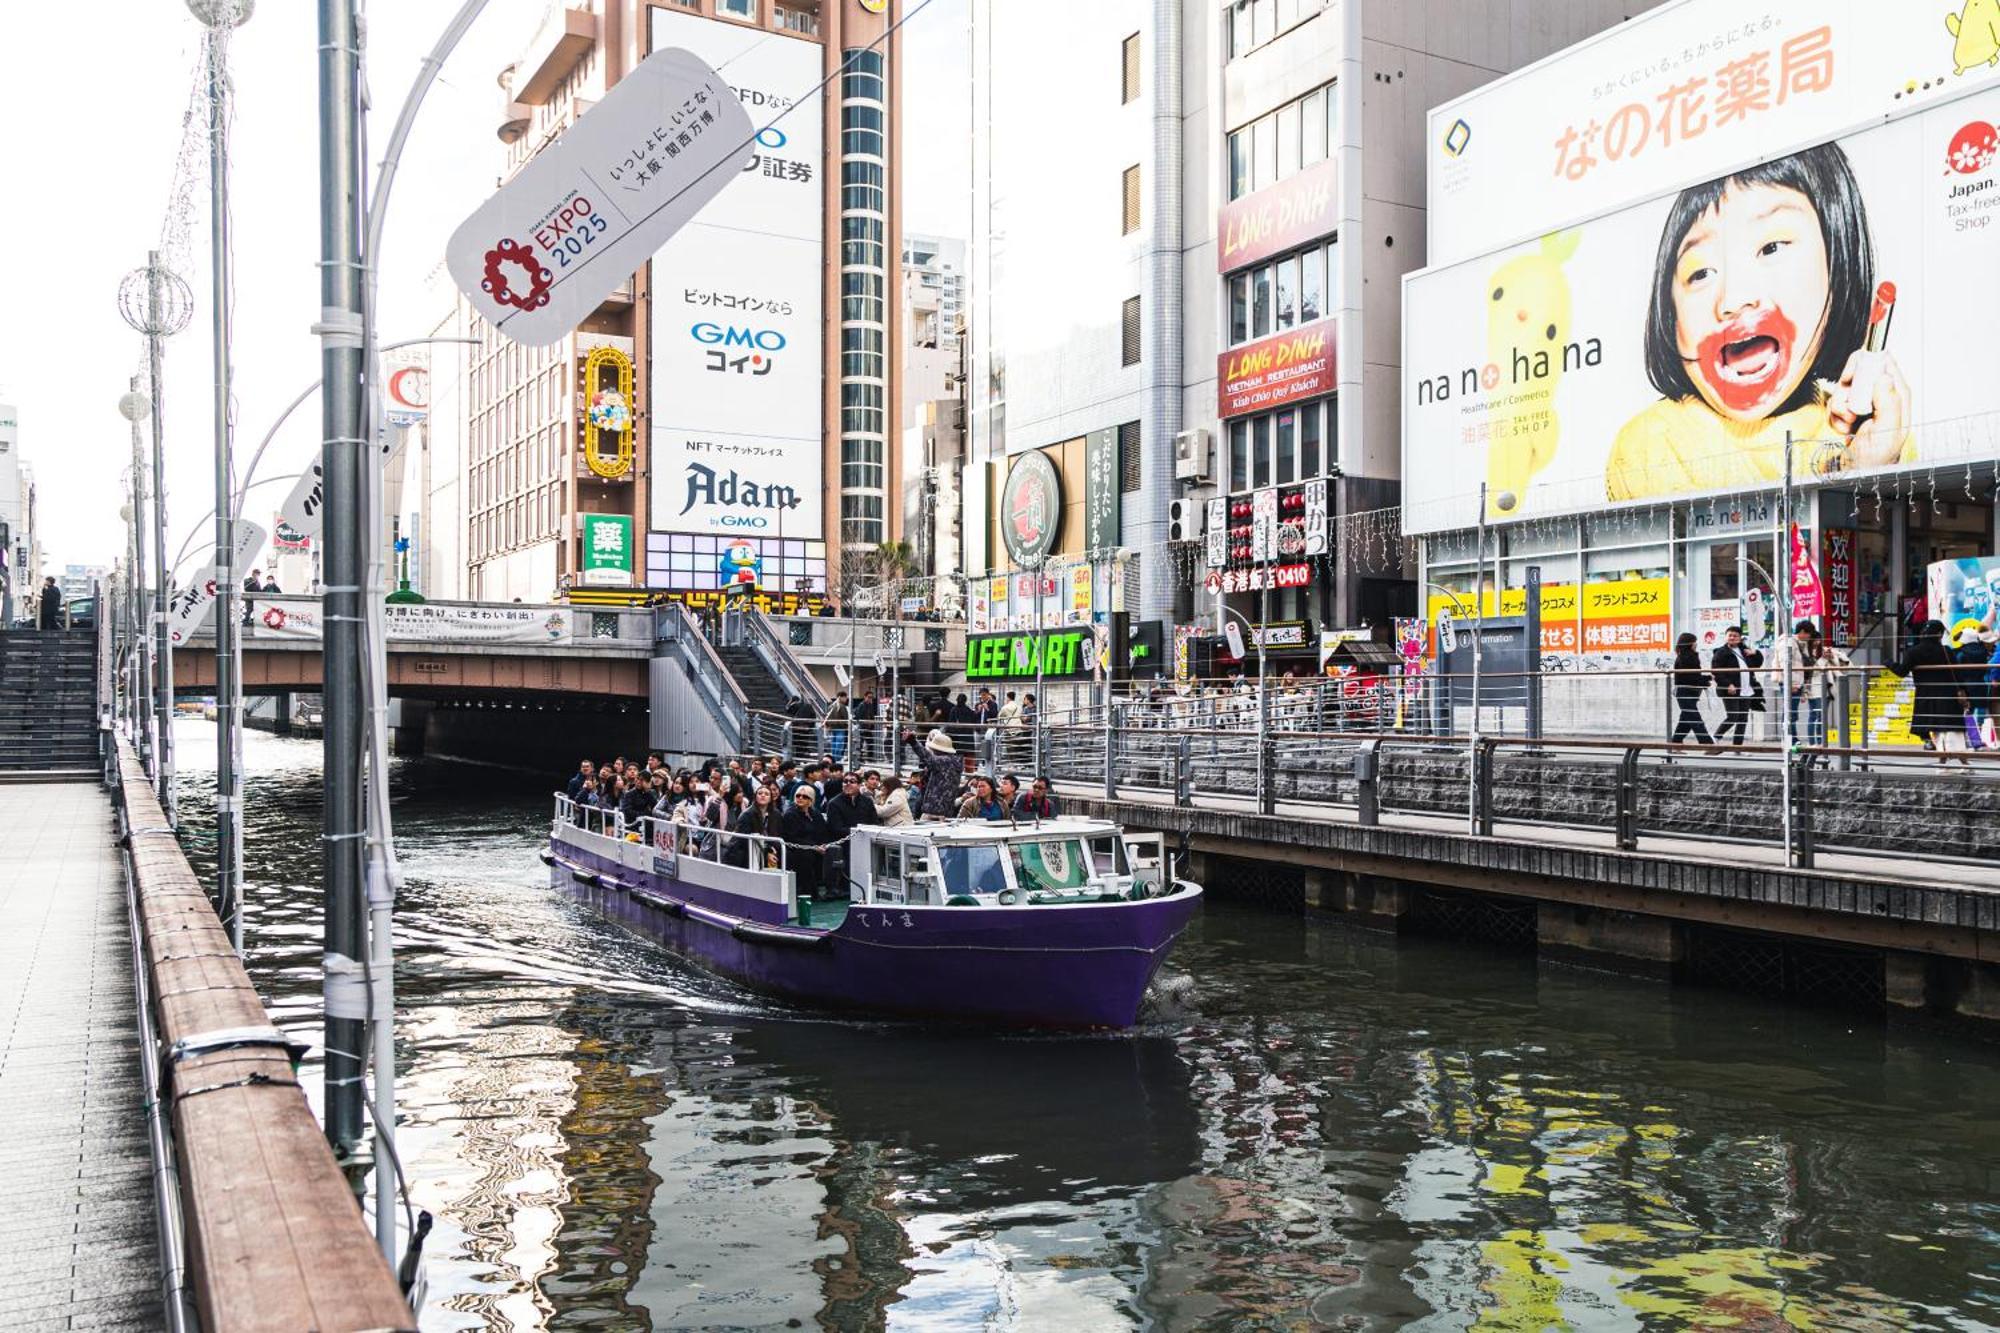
[1669,633,1713,745]
[820,773,879,895]
[1707,625,1763,745]
[781,786,829,899]
[1889,619,1965,756]
[727,785,783,868]
[36,577,61,630]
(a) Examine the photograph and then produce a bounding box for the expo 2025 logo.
[481,238,554,312]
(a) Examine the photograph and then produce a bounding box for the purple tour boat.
[545,796,1203,1029]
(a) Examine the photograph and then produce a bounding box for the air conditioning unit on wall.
[1173,428,1213,482]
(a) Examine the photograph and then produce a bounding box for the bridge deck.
[0,781,158,1330]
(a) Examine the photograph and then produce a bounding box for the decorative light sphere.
[117,391,152,423]
[117,264,194,338]
[1495,491,1518,513]
[120,504,134,524]
[186,0,254,26]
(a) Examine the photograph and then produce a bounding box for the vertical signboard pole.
[147,255,176,816]
[1525,564,1542,742]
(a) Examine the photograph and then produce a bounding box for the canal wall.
[113,740,414,1330]
[1072,792,2000,1028]
[401,698,650,771]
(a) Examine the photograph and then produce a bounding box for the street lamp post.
[117,254,193,814]
[1468,483,1515,832]
[118,384,154,772]
[189,0,255,953]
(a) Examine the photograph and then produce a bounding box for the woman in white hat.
[902,727,965,820]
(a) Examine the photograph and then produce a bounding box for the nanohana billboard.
[1401,86,2000,534]
[647,7,823,540]
[1428,1,2000,268]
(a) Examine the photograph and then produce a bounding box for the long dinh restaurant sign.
[1219,319,1335,418]
[1218,157,1338,273]
[967,628,1095,681]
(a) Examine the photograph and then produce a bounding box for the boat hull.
[551,825,1201,1029]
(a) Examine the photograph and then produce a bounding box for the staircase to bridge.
[0,629,100,779]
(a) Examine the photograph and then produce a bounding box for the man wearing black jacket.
[1709,625,1763,746]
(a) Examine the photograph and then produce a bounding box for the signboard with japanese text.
[1204,497,1228,569]
[1218,158,1339,274]
[1301,479,1329,557]
[1068,563,1093,619]
[251,597,572,645]
[1423,577,1673,661]
[1084,427,1120,554]
[1427,1,2000,267]
[647,7,823,539]
[581,513,635,586]
[1404,88,2000,533]
[1204,563,1313,596]
[1251,488,1279,563]
[1220,319,1335,419]
[1820,525,1858,645]
[448,47,755,346]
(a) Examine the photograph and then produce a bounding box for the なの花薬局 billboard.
[1426,0,2000,269]
[1400,86,2000,535]
[647,6,824,540]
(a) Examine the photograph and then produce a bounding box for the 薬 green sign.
[581,513,633,586]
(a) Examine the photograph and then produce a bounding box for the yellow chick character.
[1947,0,2000,76]
[1484,230,1581,501]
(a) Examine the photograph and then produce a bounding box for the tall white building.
[963,0,1663,673]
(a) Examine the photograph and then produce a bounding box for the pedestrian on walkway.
[36,577,61,630]
[1889,619,1965,762]
[1709,625,1762,745]
[827,691,850,764]
[901,728,964,820]
[1670,633,1714,745]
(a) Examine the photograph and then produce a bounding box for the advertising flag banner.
[647,8,824,540]
[1428,2,2000,268]
[1789,523,1825,619]
[252,598,572,645]
[447,47,755,347]
[1403,88,2000,533]
[1251,489,1279,563]
[167,521,267,645]
[276,462,325,542]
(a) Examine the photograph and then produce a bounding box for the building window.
[1229,272,1249,345]
[1121,295,1141,366]
[1228,0,1327,59]
[1121,32,1140,103]
[717,0,753,18]
[1119,420,1141,493]
[1121,164,1141,235]
[1228,237,1337,344]
[1225,80,1335,200]
[1228,398,1335,492]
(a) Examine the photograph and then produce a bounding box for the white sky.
[0,0,968,575]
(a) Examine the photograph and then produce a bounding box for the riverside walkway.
[0,780,158,1330]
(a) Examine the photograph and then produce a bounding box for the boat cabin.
[845,819,1174,907]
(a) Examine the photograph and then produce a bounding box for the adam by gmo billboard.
[647,8,824,539]
[1401,87,2000,534]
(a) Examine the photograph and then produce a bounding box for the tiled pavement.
[0,783,160,1330]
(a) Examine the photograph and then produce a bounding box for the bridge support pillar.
[1322,873,1411,932]
[272,690,293,735]
[1536,904,1683,979]
[390,699,431,757]
[1885,953,1934,1013]
[1949,959,2000,1024]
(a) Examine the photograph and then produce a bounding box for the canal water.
[170,721,2000,1331]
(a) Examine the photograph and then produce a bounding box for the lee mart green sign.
[967,629,1093,681]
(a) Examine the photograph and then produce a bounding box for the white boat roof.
[863,817,1128,845]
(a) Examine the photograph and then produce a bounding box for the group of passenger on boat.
[561,728,1064,900]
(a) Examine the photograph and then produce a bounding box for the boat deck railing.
[554,794,796,880]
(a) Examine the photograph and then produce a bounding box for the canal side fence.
[112,738,413,1332]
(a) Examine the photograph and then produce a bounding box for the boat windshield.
[936,843,1009,897]
[1010,839,1093,893]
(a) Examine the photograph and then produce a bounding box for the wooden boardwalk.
[0,781,159,1331]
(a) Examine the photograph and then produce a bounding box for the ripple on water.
[165,721,2000,1330]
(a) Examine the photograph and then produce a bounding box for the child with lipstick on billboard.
[1606,143,1913,501]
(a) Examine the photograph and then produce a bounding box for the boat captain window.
[936,844,1008,898]
[1011,840,1092,894]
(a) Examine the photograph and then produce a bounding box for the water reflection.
[170,721,2000,1330]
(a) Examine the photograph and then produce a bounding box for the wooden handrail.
[115,739,414,1333]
